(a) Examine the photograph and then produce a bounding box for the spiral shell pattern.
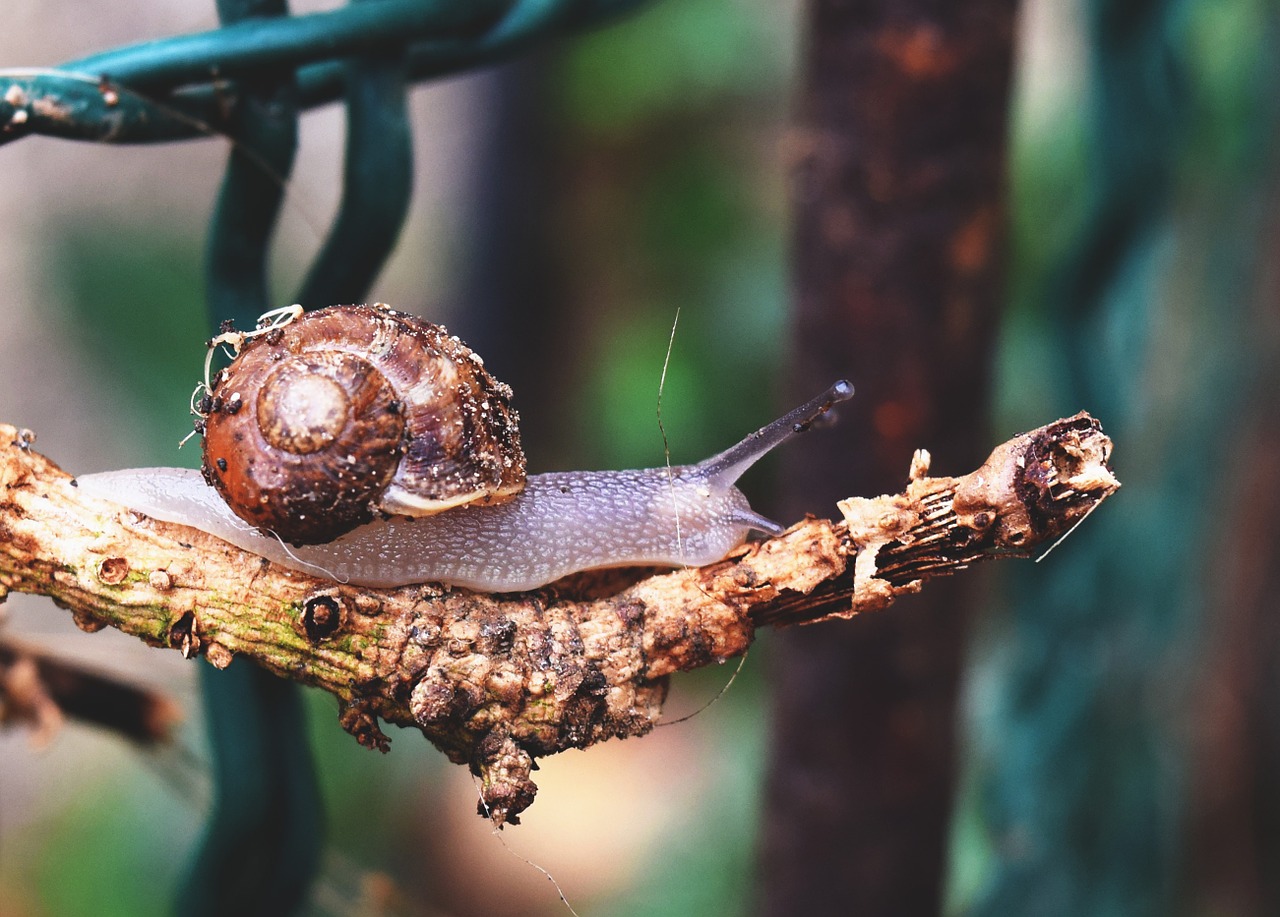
[201,303,526,544]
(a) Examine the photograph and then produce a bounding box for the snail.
[76,303,853,593]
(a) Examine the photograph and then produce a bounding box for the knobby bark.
[0,416,1114,826]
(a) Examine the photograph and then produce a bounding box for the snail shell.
[200,303,525,544]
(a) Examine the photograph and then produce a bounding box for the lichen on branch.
[0,414,1117,825]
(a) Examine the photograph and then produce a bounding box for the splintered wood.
[0,414,1117,825]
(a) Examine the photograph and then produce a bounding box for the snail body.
[79,464,757,592]
[76,304,853,592]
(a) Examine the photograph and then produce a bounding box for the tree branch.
[0,414,1117,825]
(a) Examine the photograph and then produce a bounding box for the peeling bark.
[0,417,1117,825]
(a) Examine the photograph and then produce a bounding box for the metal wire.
[0,0,647,146]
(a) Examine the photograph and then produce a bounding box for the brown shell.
[200,303,526,544]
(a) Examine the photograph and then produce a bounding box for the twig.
[0,414,1118,825]
[0,633,181,746]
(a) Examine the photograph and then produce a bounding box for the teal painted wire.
[400,0,613,79]
[305,0,649,97]
[0,72,203,144]
[956,1,1279,914]
[66,0,505,90]
[0,0,649,146]
[203,82,298,321]
[296,0,413,306]
[183,663,322,915]
[178,1,321,913]
[292,0,627,304]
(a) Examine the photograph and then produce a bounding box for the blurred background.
[0,0,1276,915]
